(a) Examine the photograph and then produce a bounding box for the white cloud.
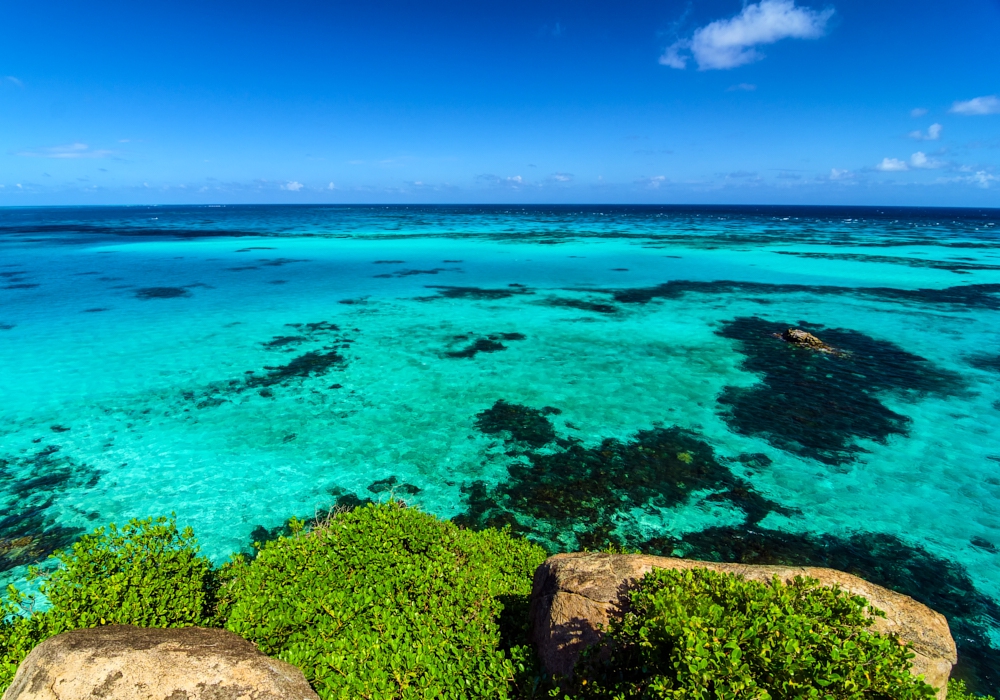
[908,123,942,141]
[327,182,336,190]
[281,181,304,191]
[635,175,668,189]
[910,108,928,118]
[972,171,998,188]
[5,76,23,87]
[661,0,834,71]
[550,172,573,182]
[16,143,113,159]
[876,158,908,172]
[909,151,944,169]
[950,96,1000,116]
[829,168,852,180]
[727,83,757,91]
[477,174,525,189]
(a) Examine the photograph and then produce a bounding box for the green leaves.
[223,502,546,700]
[0,516,219,692]
[569,568,938,700]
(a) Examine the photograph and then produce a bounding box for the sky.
[1,0,999,207]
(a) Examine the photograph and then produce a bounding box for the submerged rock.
[530,552,956,699]
[3,625,318,700]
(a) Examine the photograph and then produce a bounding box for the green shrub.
[0,516,218,691]
[568,567,937,700]
[948,679,997,700]
[223,502,546,700]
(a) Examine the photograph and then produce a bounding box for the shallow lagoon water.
[2,205,1000,689]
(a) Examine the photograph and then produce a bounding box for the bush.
[222,502,547,700]
[0,516,218,691]
[568,567,937,700]
[949,679,997,700]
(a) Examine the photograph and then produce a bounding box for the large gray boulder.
[530,552,957,699]
[2,625,318,700]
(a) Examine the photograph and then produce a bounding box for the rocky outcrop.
[776,327,838,353]
[530,552,957,699]
[2,625,318,700]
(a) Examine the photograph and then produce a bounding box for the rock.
[778,327,836,353]
[2,625,318,700]
[530,552,957,699]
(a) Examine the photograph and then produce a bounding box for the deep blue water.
[2,204,999,690]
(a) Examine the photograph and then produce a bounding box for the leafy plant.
[568,567,937,700]
[0,516,218,691]
[223,501,546,700]
[948,679,997,700]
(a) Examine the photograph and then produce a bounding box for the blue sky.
[1,0,999,206]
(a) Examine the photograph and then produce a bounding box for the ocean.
[1,204,999,689]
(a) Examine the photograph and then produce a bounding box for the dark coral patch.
[459,401,787,550]
[245,349,346,389]
[135,287,191,300]
[446,338,506,358]
[0,446,102,573]
[366,476,422,495]
[968,354,1000,372]
[445,332,525,359]
[605,280,1000,310]
[540,297,618,314]
[421,285,534,300]
[475,400,558,448]
[774,250,1000,274]
[262,335,307,350]
[3,283,39,290]
[716,317,962,465]
[374,267,461,279]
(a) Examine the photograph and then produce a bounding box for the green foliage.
[0,516,218,691]
[568,568,937,700]
[0,508,954,700]
[948,679,997,700]
[223,502,547,700]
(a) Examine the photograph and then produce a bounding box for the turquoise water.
[2,205,1000,689]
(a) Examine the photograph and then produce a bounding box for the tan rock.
[778,328,837,353]
[2,625,318,700]
[530,552,957,699]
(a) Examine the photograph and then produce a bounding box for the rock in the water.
[529,552,957,699]
[778,327,836,352]
[2,625,318,700]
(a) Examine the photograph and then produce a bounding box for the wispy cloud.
[280,181,304,191]
[950,96,1000,116]
[549,172,573,182]
[477,174,525,189]
[635,175,668,189]
[16,143,114,159]
[727,83,757,91]
[4,76,23,87]
[908,123,942,141]
[875,157,908,172]
[910,108,928,118]
[829,168,854,180]
[938,171,999,189]
[660,0,834,71]
[909,151,944,169]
